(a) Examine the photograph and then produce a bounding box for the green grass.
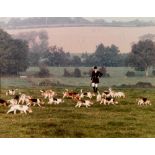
[1,67,155,137]
[0,87,155,138]
[2,67,155,88]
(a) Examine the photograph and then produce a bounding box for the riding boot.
[95,87,98,93]
[93,87,96,92]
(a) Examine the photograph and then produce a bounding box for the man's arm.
[99,71,103,77]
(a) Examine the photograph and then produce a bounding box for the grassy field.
[0,87,155,138]
[1,67,155,137]
[1,67,155,88]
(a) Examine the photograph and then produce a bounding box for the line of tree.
[0,29,29,75]
[81,44,127,67]
[126,39,155,76]
[13,31,49,66]
[12,30,127,67]
[27,43,127,67]
[1,28,155,77]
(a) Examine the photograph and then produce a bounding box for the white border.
[0,0,155,155]
[0,138,155,155]
[0,0,155,17]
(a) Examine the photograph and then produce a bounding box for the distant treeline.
[1,17,155,29]
[1,28,155,77]
[12,30,127,68]
[28,44,128,67]
[0,28,127,75]
[0,29,29,75]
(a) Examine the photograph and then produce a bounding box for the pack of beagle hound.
[0,87,151,114]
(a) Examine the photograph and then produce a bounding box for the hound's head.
[114,101,118,104]
[48,90,53,93]
[72,95,80,101]
[80,93,84,98]
[40,90,45,93]
[28,107,33,113]
[108,88,112,92]
[53,91,57,96]
[27,96,32,99]
[63,92,68,98]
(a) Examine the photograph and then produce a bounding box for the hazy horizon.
[0,17,155,23]
[87,17,155,22]
[1,17,155,53]
[6,26,155,53]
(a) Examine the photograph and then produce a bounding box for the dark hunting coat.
[91,70,103,83]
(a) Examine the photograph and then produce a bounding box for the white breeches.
[92,83,98,88]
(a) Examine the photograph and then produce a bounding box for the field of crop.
[0,87,155,138]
